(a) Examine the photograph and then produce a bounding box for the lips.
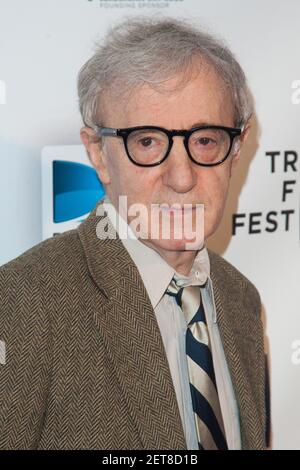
[156,204,195,212]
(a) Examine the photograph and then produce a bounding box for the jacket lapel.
[78,200,186,449]
[210,257,265,450]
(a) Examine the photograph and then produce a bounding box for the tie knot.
[166,277,205,325]
[166,278,183,307]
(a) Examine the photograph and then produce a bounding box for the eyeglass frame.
[94,124,242,167]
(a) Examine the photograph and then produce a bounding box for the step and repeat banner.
[1,0,300,449]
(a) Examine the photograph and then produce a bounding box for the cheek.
[202,166,231,211]
[105,142,131,191]
[200,168,231,238]
[105,141,158,199]
[216,169,231,200]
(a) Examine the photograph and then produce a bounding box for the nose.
[162,136,197,193]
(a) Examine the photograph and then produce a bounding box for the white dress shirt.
[103,196,241,450]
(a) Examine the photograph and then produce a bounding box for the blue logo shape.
[53,160,105,223]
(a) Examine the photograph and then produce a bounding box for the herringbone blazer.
[0,200,267,450]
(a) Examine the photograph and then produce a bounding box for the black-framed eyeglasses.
[94,124,242,167]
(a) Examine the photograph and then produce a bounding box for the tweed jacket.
[0,200,267,450]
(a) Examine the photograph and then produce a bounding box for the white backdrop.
[1,0,300,449]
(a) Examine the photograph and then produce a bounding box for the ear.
[230,121,251,175]
[80,126,111,185]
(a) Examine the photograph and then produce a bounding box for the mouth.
[154,204,196,213]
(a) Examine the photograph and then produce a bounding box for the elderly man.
[0,17,268,450]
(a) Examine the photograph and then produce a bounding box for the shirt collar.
[103,196,210,309]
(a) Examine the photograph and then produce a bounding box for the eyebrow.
[189,122,215,128]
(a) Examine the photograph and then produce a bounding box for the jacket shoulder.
[0,228,89,329]
[207,248,261,309]
[0,229,83,277]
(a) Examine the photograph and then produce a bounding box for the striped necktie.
[166,277,228,450]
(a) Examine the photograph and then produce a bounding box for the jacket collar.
[78,198,145,298]
[210,254,266,450]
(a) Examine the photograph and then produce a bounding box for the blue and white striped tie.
[167,278,227,450]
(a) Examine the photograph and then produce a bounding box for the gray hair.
[78,16,253,129]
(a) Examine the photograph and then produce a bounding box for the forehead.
[101,63,235,128]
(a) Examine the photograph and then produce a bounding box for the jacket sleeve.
[0,266,52,449]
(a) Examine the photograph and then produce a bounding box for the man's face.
[82,64,246,254]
